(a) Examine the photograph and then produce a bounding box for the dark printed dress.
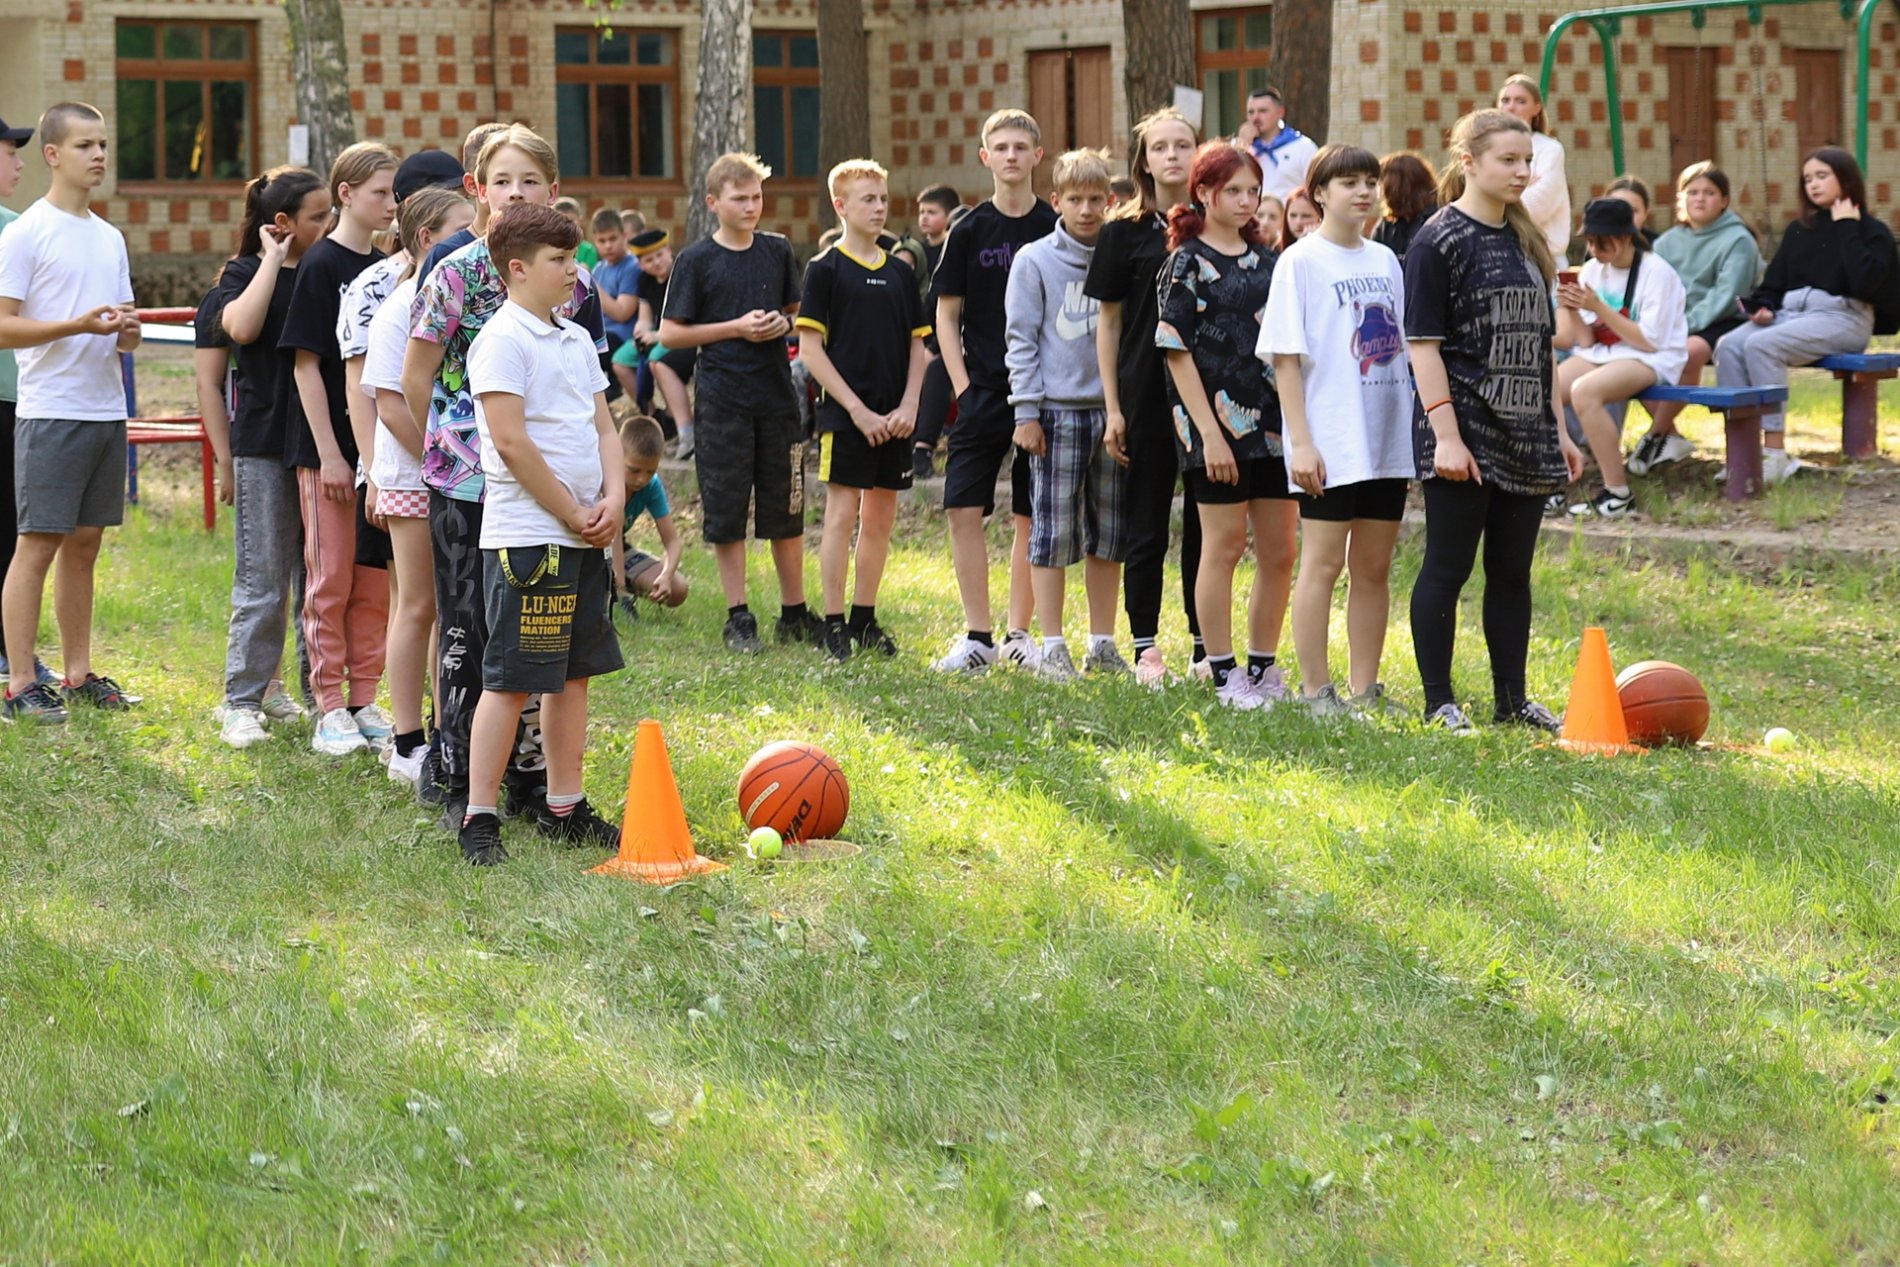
[1154,238,1281,469]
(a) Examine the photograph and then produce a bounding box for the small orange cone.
[1558,626,1638,755]
[590,719,727,885]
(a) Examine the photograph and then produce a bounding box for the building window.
[554,27,679,182]
[754,31,820,181]
[115,21,256,183]
[1195,7,1274,141]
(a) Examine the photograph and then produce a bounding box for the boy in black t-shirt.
[657,153,812,655]
[796,160,930,662]
[929,109,1058,675]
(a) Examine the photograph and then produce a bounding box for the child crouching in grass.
[612,413,688,616]
[461,204,625,865]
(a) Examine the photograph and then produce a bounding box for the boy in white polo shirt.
[0,102,140,724]
[459,204,624,866]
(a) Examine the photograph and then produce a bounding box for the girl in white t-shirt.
[1497,75,1572,260]
[1554,197,1689,518]
[359,187,475,785]
[1258,145,1414,716]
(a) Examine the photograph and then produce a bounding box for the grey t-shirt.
[660,231,800,405]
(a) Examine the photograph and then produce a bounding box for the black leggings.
[912,354,953,451]
[1409,478,1545,714]
[1123,412,1200,643]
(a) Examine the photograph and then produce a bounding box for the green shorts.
[612,339,671,369]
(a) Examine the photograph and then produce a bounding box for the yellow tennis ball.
[749,826,783,860]
[1764,727,1796,754]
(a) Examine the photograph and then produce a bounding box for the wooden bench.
[126,417,217,531]
[1813,352,1900,458]
[1636,384,1790,501]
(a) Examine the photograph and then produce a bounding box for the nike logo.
[1055,310,1096,341]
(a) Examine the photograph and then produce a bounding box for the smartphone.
[1557,270,1579,287]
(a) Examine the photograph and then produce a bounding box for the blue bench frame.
[1813,353,1900,458]
[1636,383,1790,501]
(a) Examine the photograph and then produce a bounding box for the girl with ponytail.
[1403,109,1583,735]
[209,165,330,749]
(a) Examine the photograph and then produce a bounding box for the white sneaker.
[673,426,696,460]
[219,707,270,749]
[999,630,1042,670]
[352,703,394,751]
[311,707,368,756]
[384,742,428,788]
[1254,664,1291,705]
[1763,448,1805,485]
[1190,656,1213,683]
[1215,673,1268,711]
[931,636,998,674]
[260,682,306,724]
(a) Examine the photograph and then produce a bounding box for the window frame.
[553,24,684,189]
[1194,5,1275,142]
[114,18,258,190]
[752,28,821,185]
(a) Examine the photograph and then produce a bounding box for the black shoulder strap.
[1619,249,1644,316]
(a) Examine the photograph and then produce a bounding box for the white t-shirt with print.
[1573,251,1689,385]
[362,274,426,491]
[337,254,405,361]
[1256,233,1414,490]
[468,298,610,548]
[0,199,134,421]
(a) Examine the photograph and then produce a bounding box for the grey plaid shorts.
[1026,407,1129,569]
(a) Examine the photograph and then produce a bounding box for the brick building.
[0,0,1890,301]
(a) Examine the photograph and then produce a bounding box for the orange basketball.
[1615,660,1710,747]
[737,741,849,843]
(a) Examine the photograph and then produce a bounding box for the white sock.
[463,804,498,826]
[1042,634,1067,654]
[1606,483,1631,498]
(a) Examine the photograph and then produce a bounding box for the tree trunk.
[283,0,356,178]
[1120,0,1195,137]
[686,0,754,244]
[816,0,871,236]
[1269,0,1333,143]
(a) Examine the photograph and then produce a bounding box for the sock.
[780,601,808,624]
[1042,634,1067,654]
[1606,483,1631,498]
[463,804,498,827]
[1191,636,1207,664]
[546,790,583,819]
[1090,634,1116,656]
[394,728,425,758]
[1208,654,1238,688]
[728,603,750,619]
[968,630,994,647]
[848,605,875,633]
[1247,650,1275,681]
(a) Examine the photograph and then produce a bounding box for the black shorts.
[481,543,623,693]
[695,391,805,544]
[1184,452,1296,506]
[1298,477,1411,523]
[942,383,1031,516]
[654,344,697,381]
[1689,314,1746,350]
[818,426,914,491]
[354,484,392,569]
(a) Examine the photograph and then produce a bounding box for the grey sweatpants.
[224,456,308,710]
[1714,287,1874,432]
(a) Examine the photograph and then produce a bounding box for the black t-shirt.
[1155,238,1280,470]
[278,237,383,470]
[193,279,236,424]
[638,268,668,315]
[1083,212,1169,434]
[1373,212,1432,263]
[930,199,1058,391]
[923,238,945,276]
[212,254,300,460]
[1403,206,1563,496]
[796,246,928,433]
[661,232,800,403]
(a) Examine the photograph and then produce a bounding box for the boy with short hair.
[909,183,961,480]
[460,203,624,865]
[588,207,640,399]
[0,102,140,722]
[929,109,1057,674]
[1004,148,1128,681]
[657,152,810,655]
[555,196,598,268]
[915,184,960,275]
[611,414,688,613]
[0,111,46,690]
[796,159,930,662]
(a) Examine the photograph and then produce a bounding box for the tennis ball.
[1764,727,1796,754]
[749,826,783,860]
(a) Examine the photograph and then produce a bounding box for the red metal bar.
[126,414,216,531]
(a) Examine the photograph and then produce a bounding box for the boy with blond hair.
[657,152,809,655]
[796,159,930,661]
[1004,148,1128,681]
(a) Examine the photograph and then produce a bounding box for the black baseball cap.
[393,148,466,203]
[1581,197,1638,239]
[0,117,34,146]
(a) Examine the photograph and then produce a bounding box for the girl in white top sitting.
[1553,196,1689,519]
[1496,74,1571,261]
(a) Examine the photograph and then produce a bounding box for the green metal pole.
[1856,0,1879,168]
[1596,20,1626,175]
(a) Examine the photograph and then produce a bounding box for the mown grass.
[3,455,1900,1265]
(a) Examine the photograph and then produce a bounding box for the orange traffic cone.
[590,719,727,885]
[1558,626,1638,755]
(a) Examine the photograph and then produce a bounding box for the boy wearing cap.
[0,112,41,690]
[609,229,695,441]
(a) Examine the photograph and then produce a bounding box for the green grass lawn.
[4,463,1900,1264]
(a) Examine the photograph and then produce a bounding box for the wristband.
[1422,398,1453,415]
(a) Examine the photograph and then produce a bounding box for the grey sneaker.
[1425,701,1478,735]
[1035,644,1081,683]
[259,682,306,724]
[1083,641,1132,675]
[1497,699,1563,733]
[1346,682,1405,718]
[2,682,68,725]
[1300,683,1350,718]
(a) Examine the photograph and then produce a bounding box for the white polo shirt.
[467,297,610,548]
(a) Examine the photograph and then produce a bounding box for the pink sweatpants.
[297,470,390,713]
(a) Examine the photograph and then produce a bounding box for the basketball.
[737,741,849,843]
[1615,660,1710,747]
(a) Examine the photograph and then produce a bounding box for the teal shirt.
[0,205,16,402]
[623,476,670,533]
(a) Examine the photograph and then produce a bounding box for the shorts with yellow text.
[480,543,623,694]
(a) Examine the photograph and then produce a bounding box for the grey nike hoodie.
[1004,219,1103,422]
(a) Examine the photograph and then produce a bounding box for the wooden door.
[1792,49,1843,156]
[1027,45,1114,193]
[1663,47,1718,183]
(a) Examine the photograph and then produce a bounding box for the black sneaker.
[821,619,853,663]
[503,771,549,821]
[532,797,621,849]
[723,610,765,655]
[616,594,641,624]
[775,608,825,646]
[1424,701,1477,735]
[912,447,935,481]
[853,621,899,657]
[416,745,449,807]
[1625,430,1665,476]
[459,811,509,866]
[440,795,469,834]
[1542,492,1568,518]
[1496,699,1563,733]
[1567,488,1635,519]
[62,673,135,710]
[2,682,68,725]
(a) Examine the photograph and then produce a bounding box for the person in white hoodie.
[1004,149,1129,682]
[1498,75,1571,261]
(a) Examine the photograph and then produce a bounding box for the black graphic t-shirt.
[1403,207,1564,495]
[1084,212,1171,437]
[1155,237,1281,470]
[930,199,1058,391]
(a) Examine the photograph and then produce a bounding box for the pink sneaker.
[1255,664,1290,704]
[1215,673,1268,711]
[1134,645,1168,689]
